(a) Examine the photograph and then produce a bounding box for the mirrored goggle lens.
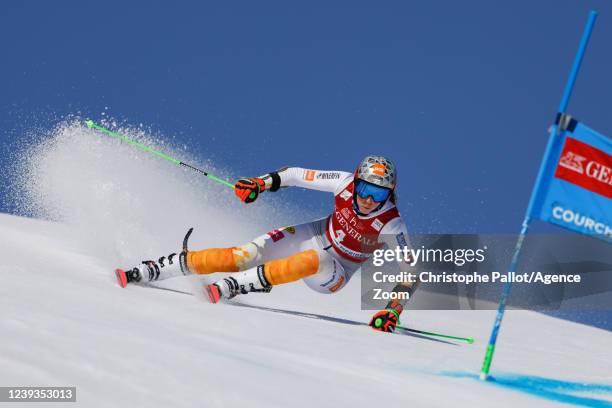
[354,180,391,202]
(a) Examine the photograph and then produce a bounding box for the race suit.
[186,167,415,295]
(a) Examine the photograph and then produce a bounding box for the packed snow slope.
[1,121,611,408]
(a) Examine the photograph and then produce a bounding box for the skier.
[116,156,417,332]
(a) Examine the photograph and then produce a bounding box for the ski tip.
[115,268,128,288]
[204,284,221,304]
[467,337,475,344]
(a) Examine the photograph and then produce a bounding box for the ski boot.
[205,265,272,303]
[116,228,194,288]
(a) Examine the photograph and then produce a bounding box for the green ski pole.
[397,326,474,344]
[85,119,236,190]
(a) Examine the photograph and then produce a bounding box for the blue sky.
[2,1,611,233]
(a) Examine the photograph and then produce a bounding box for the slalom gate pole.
[397,326,474,344]
[479,10,598,381]
[85,120,235,190]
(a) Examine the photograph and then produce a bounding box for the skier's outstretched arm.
[234,167,352,203]
[369,218,419,333]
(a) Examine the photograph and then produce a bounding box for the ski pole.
[397,326,474,344]
[85,119,235,189]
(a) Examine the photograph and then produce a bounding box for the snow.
[1,121,610,407]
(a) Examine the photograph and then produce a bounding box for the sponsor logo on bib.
[340,189,352,201]
[371,218,383,231]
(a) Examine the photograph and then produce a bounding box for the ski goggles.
[354,179,392,202]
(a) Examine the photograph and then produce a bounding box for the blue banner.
[529,118,611,242]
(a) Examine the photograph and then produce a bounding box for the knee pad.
[231,242,261,270]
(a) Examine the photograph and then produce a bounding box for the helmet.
[355,155,396,189]
[353,156,396,213]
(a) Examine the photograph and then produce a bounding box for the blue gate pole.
[479,10,598,381]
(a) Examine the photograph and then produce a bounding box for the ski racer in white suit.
[118,156,417,332]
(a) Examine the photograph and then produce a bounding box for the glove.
[369,308,400,332]
[234,177,266,203]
